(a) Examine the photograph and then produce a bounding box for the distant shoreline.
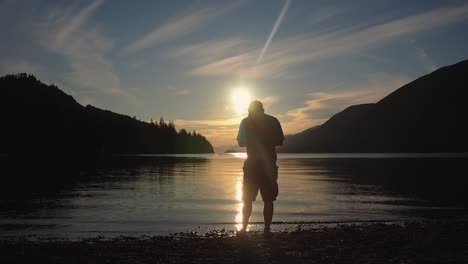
[114,152,468,158]
[2,152,467,158]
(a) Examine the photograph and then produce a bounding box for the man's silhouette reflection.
[237,100,284,234]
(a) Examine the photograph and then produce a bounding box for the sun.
[231,88,251,115]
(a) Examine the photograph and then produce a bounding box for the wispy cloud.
[125,8,213,54]
[181,3,468,78]
[174,95,280,147]
[278,73,411,134]
[37,0,132,100]
[167,37,247,64]
[409,38,437,72]
[176,89,190,96]
[260,95,280,109]
[175,117,242,127]
[174,117,242,147]
[52,0,105,49]
[167,84,191,96]
[125,1,244,54]
[278,90,374,134]
[0,60,43,76]
[189,52,255,77]
[306,5,344,26]
[173,72,409,147]
[257,0,292,64]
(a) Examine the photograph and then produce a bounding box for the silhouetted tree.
[0,73,214,156]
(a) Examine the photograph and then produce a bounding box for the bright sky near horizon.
[1,0,468,151]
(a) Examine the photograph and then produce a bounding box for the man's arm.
[274,119,284,146]
[237,120,246,147]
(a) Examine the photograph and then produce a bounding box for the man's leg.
[263,201,274,231]
[241,201,253,232]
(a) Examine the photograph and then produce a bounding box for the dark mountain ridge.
[0,73,214,155]
[280,59,468,153]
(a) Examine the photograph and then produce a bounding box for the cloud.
[174,95,280,147]
[278,73,411,134]
[0,61,43,76]
[175,89,190,96]
[51,0,105,49]
[125,8,213,54]
[173,72,409,147]
[182,3,468,78]
[259,95,280,109]
[174,117,243,147]
[306,5,344,26]
[36,0,133,101]
[257,0,292,64]
[409,39,437,72]
[167,84,191,96]
[167,37,247,64]
[175,117,242,127]
[189,52,255,77]
[125,1,245,54]
[278,90,371,134]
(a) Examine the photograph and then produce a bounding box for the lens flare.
[231,88,251,115]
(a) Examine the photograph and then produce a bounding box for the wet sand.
[1,221,467,264]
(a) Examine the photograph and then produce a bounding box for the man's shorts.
[242,159,278,202]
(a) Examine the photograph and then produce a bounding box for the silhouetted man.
[237,100,284,234]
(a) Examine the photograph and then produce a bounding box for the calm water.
[1,153,467,238]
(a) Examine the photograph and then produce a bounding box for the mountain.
[0,73,214,155]
[279,59,468,153]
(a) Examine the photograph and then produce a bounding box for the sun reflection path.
[227,152,247,159]
[235,175,243,231]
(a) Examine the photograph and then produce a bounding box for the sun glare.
[231,88,251,115]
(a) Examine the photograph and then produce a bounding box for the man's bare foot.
[237,227,247,236]
[263,227,272,238]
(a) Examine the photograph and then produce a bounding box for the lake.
[1,153,467,238]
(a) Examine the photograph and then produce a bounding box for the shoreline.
[0,218,458,241]
[1,220,467,263]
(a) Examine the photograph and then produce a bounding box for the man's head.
[248,100,264,115]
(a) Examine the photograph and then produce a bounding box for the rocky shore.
[1,221,467,263]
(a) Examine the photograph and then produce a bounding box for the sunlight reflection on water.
[235,179,243,231]
[1,153,467,238]
[227,152,247,159]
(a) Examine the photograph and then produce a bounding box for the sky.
[2,0,468,151]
